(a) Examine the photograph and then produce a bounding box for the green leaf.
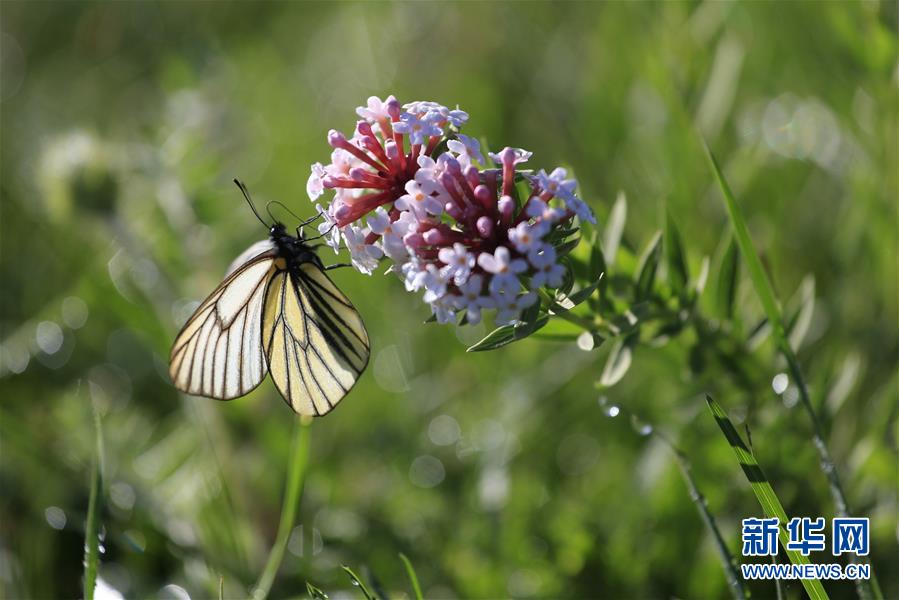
[557,256,575,297]
[548,274,604,315]
[634,231,662,301]
[466,314,550,352]
[705,149,784,342]
[306,582,330,600]
[599,334,635,387]
[342,566,376,600]
[786,275,815,352]
[664,209,689,294]
[398,553,423,600]
[706,146,882,599]
[693,255,711,299]
[716,233,740,320]
[602,191,627,265]
[554,236,581,258]
[705,396,829,600]
[589,233,607,283]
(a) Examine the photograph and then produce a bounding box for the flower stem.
[253,416,312,600]
[83,391,104,600]
[656,431,748,600]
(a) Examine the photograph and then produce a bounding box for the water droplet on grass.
[772,373,789,394]
[630,415,653,436]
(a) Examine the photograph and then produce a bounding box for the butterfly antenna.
[303,222,337,242]
[266,200,307,225]
[234,178,269,229]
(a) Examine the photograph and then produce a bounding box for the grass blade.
[634,230,663,301]
[706,396,828,600]
[705,146,883,600]
[253,416,312,600]
[83,391,104,600]
[665,208,689,294]
[602,191,627,265]
[398,553,423,600]
[653,432,747,599]
[341,565,376,600]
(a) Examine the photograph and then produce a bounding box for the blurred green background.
[1,2,897,599]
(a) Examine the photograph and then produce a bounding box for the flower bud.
[327,129,346,148]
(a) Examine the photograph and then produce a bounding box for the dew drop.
[772,373,789,394]
[630,414,653,436]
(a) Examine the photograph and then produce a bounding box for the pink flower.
[308,96,595,326]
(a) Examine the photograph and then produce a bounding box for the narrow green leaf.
[634,231,663,301]
[599,334,635,387]
[693,255,711,299]
[664,209,689,294]
[660,441,748,599]
[466,314,550,352]
[706,145,882,600]
[554,236,581,258]
[705,149,784,341]
[306,582,329,600]
[705,396,829,600]
[786,275,815,352]
[398,554,423,600]
[548,274,604,315]
[716,233,740,320]
[557,256,575,297]
[603,191,627,265]
[589,232,607,282]
[341,566,376,600]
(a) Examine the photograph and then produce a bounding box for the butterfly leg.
[324,263,352,271]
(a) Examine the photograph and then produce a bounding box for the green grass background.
[1,2,896,598]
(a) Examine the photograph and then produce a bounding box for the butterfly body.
[169,220,370,416]
[269,223,323,271]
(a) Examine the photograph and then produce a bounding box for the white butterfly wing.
[262,260,370,416]
[170,243,276,399]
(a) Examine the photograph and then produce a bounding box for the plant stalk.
[253,416,312,600]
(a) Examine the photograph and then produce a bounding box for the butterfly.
[169,180,370,416]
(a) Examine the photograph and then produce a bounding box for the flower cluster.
[307,96,595,326]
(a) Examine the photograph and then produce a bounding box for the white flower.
[316,203,341,253]
[356,95,394,122]
[535,168,577,199]
[393,113,442,145]
[428,105,469,128]
[395,180,444,218]
[437,243,474,286]
[415,263,448,303]
[563,196,596,224]
[403,100,446,115]
[507,222,545,254]
[342,225,382,275]
[447,133,484,168]
[528,245,566,288]
[524,197,566,223]
[429,294,457,324]
[494,291,538,325]
[368,207,415,261]
[401,260,421,292]
[307,162,326,200]
[477,246,528,294]
[455,274,494,325]
[488,147,532,166]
